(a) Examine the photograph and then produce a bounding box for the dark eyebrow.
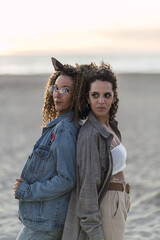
[90,91,112,94]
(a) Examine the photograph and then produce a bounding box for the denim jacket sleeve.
[76,128,104,240]
[15,129,77,201]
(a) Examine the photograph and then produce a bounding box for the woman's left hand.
[13,178,24,196]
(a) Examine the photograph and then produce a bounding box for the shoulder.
[55,118,80,135]
[77,119,99,143]
[79,119,98,134]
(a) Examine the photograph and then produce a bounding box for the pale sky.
[0,0,160,55]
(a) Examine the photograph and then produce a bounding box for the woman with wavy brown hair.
[13,57,87,240]
[62,62,131,240]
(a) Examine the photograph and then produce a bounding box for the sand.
[0,73,160,240]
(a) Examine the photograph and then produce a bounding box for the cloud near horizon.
[3,28,160,56]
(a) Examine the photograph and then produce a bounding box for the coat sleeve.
[15,130,77,201]
[76,129,104,240]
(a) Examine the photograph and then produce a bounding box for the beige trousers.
[100,190,130,240]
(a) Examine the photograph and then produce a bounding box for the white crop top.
[111,143,127,175]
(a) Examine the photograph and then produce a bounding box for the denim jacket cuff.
[15,181,29,200]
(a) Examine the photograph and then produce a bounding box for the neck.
[95,114,109,127]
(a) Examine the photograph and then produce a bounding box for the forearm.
[15,172,75,201]
[77,173,104,240]
[16,131,77,201]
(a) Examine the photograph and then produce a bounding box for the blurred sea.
[0,54,160,75]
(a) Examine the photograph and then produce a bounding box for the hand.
[13,178,24,196]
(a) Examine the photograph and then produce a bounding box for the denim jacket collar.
[46,111,74,128]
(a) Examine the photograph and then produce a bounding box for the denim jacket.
[62,111,121,240]
[15,111,81,231]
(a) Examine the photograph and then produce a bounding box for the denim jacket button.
[39,151,42,157]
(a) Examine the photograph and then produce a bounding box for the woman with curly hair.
[62,62,131,240]
[13,57,87,240]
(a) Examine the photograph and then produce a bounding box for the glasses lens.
[52,86,58,92]
[59,88,69,94]
[52,86,69,94]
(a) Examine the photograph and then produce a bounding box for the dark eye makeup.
[91,92,112,98]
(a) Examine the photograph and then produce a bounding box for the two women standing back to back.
[14,57,130,240]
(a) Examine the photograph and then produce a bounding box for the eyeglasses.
[50,85,71,95]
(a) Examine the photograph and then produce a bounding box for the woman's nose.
[54,91,61,98]
[98,97,105,103]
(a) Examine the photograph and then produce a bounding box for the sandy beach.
[0,73,160,240]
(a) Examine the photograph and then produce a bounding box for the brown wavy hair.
[42,64,88,126]
[85,62,119,120]
[75,62,99,118]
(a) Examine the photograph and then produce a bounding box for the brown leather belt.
[108,182,130,194]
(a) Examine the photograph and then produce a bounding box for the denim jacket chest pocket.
[31,145,51,174]
[22,145,51,181]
